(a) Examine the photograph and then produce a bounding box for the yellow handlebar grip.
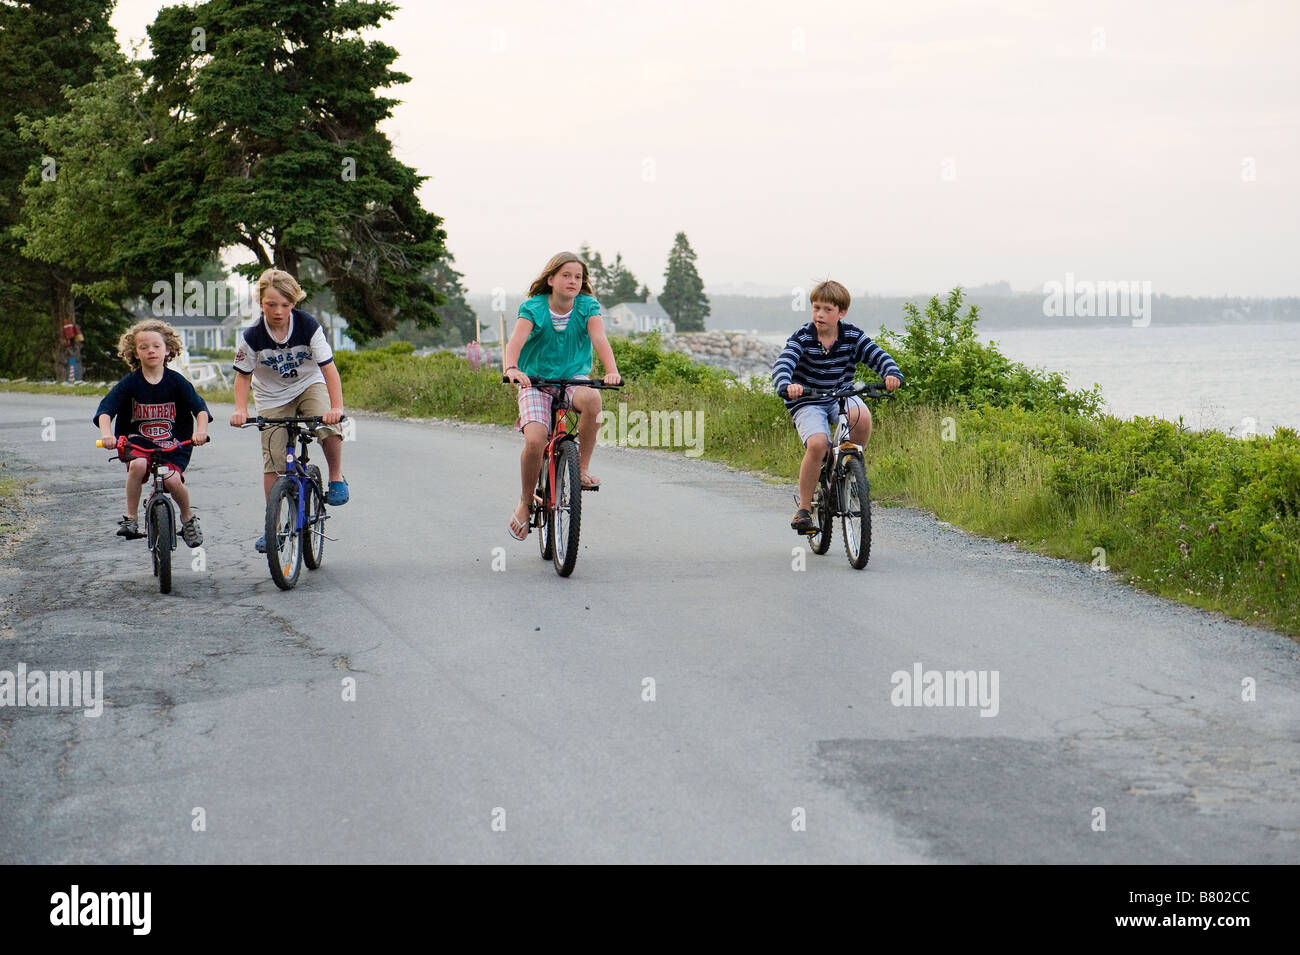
[96,439,106,448]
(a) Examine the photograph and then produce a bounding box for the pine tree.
[0,0,121,377]
[659,232,709,332]
[140,0,448,341]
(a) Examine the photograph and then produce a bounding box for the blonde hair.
[810,280,851,312]
[117,320,182,370]
[257,268,306,306]
[527,252,593,298]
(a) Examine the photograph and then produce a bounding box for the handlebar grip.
[776,385,789,398]
[95,439,107,448]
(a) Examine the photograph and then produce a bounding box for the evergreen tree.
[141,0,447,341]
[0,0,122,377]
[659,232,709,332]
[578,243,646,305]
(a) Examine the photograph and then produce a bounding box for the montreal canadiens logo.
[141,423,177,448]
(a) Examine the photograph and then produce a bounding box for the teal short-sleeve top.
[517,293,603,379]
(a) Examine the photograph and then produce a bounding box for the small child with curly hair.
[94,319,210,544]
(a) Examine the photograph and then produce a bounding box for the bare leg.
[163,472,192,521]
[847,402,873,446]
[125,458,148,518]
[572,387,603,478]
[517,422,547,525]
[798,434,829,512]
[320,433,343,483]
[263,472,277,499]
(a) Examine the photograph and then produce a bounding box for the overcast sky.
[110,0,1299,297]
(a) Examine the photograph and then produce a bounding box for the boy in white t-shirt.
[229,269,349,552]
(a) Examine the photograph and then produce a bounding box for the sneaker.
[116,516,144,539]
[255,534,267,553]
[181,514,203,547]
[327,478,349,506]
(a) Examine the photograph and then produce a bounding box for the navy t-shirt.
[93,369,210,470]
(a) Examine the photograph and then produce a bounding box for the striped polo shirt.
[771,321,904,412]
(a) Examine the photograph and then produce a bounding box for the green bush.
[873,287,1103,416]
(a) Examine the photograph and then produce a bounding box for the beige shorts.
[259,382,340,473]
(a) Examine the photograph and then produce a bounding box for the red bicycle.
[504,376,621,577]
[96,434,202,593]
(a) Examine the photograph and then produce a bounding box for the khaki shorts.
[259,382,340,473]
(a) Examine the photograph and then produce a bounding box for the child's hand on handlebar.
[192,431,210,446]
[322,408,344,425]
[505,368,531,387]
[785,383,804,399]
[884,375,902,392]
[602,371,622,386]
[229,410,248,427]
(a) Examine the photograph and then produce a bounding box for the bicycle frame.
[116,436,194,550]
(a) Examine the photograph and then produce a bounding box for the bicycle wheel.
[840,455,872,569]
[266,477,303,590]
[537,465,554,561]
[303,465,327,570]
[808,472,833,555]
[151,497,174,594]
[552,439,582,577]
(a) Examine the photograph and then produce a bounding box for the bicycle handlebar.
[501,376,623,389]
[96,435,206,450]
[240,415,348,430]
[777,381,895,400]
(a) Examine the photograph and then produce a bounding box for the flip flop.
[509,510,528,540]
[580,473,600,490]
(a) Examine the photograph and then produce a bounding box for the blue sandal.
[327,478,349,506]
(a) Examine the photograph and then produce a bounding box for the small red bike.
[96,434,203,593]
[503,376,621,577]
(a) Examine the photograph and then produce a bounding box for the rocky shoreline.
[434,330,783,379]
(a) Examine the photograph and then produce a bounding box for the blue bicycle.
[242,415,342,590]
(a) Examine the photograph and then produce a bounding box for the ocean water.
[759,322,1298,435]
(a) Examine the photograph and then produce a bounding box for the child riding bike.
[94,320,210,545]
[228,268,349,552]
[771,280,903,532]
[502,251,621,540]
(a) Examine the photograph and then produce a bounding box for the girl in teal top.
[503,251,622,541]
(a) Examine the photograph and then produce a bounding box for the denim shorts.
[791,396,867,446]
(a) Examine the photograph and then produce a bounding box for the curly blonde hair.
[117,320,182,370]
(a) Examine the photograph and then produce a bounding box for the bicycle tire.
[266,477,302,590]
[152,497,173,594]
[840,454,871,569]
[552,439,582,577]
[537,466,554,561]
[303,465,326,570]
[809,471,833,555]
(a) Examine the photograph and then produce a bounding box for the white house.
[166,315,228,352]
[603,301,674,335]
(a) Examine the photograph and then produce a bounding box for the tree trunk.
[50,270,74,380]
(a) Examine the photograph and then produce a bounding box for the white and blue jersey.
[232,309,335,407]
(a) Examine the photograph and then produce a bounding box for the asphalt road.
[0,392,1296,863]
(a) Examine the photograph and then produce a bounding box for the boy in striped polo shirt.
[772,280,903,533]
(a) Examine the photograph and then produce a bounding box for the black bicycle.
[97,434,203,593]
[778,381,893,569]
[503,376,622,577]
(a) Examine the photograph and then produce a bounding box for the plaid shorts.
[514,377,588,432]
